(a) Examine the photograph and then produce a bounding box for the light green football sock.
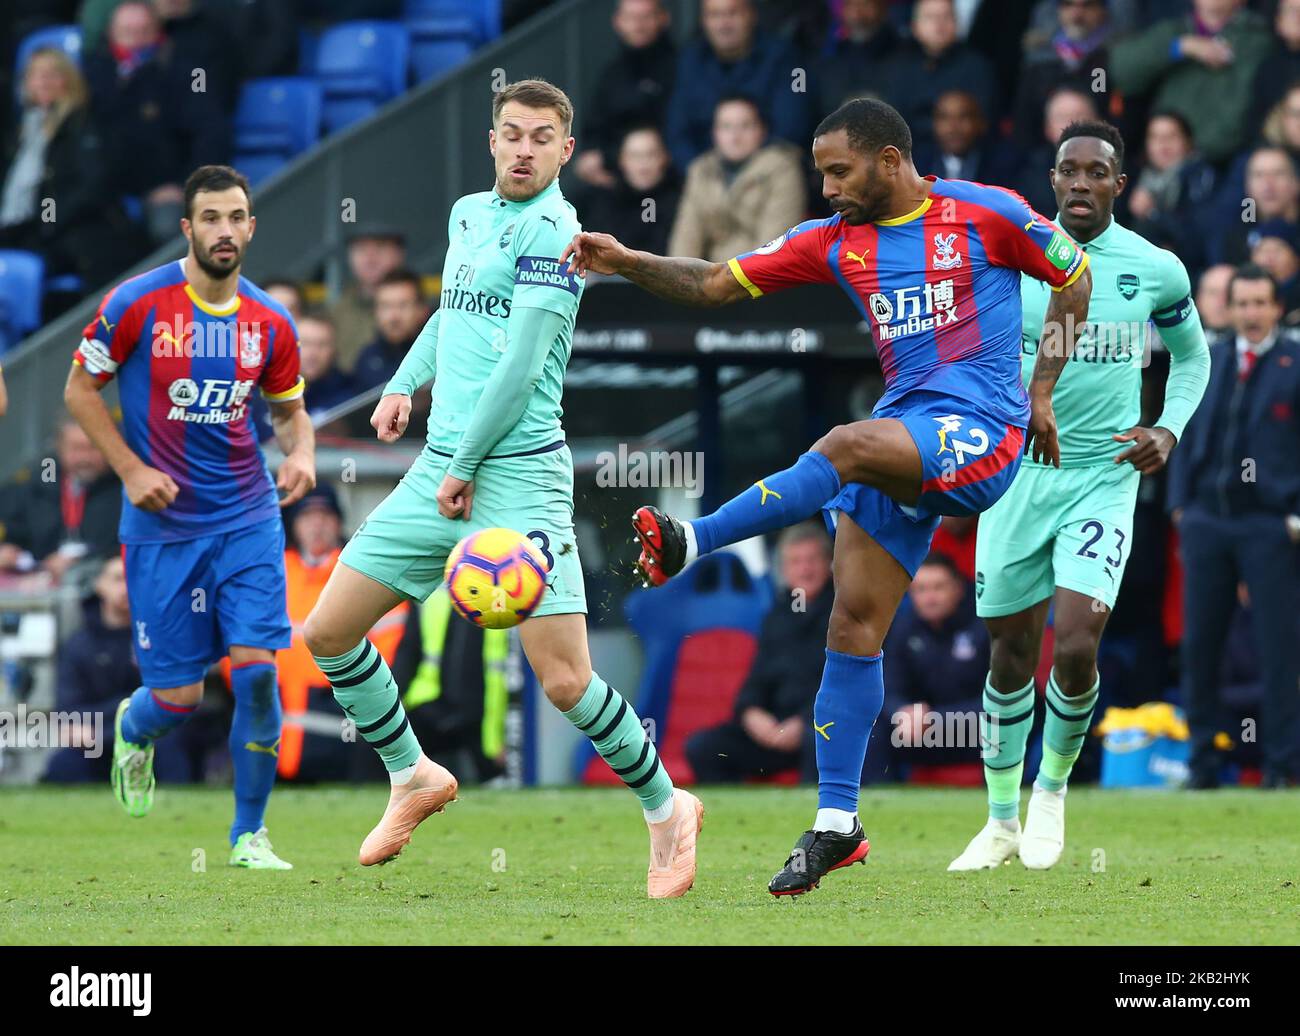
[314,640,422,773]
[564,673,674,816]
[981,678,1036,821]
[1036,669,1099,792]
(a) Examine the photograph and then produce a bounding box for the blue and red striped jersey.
[728,176,1089,428]
[75,259,304,544]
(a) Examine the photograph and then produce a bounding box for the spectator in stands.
[877,553,989,773]
[667,95,806,262]
[1014,86,1100,216]
[684,522,833,783]
[663,0,812,171]
[1012,0,1114,151]
[0,418,121,581]
[272,484,408,782]
[817,0,900,116]
[328,225,407,369]
[1169,264,1300,789]
[1110,0,1272,167]
[1213,147,1300,266]
[84,0,232,244]
[1246,0,1300,141]
[582,125,681,254]
[912,90,1019,187]
[0,48,142,292]
[299,314,358,420]
[1126,111,1217,274]
[1258,83,1300,161]
[1195,262,1235,332]
[931,514,977,583]
[573,0,676,190]
[1249,221,1300,321]
[263,277,304,324]
[149,0,239,110]
[351,269,429,392]
[881,0,998,150]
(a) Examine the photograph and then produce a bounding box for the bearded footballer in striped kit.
[64,165,317,869]
[565,98,1093,895]
[950,121,1209,871]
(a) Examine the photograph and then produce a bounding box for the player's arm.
[64,362,178,512]
[1114,258,1210,475]
[437,305,567,519]
[1028,262,1092,465]
[562,232,747,306]
[373,309,441,443]
[268,396,316,506]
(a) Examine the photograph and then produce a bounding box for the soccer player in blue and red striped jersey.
[563,98,1092,895]
[64,165,316,869]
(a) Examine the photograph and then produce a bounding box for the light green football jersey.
[1020,216,1194,467]
[426,178,584,457]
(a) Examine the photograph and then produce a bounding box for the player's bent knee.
[1052,633,1100,694]
[827,603,886,657]
[154,681,204,707]
[303,607,354,660]
[539,669,592,712]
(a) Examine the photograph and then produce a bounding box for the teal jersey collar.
[1053,213,1118,252]
[490,177,562,210]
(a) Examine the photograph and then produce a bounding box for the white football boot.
[948,818,1022,871]
[1019,784,1066,870]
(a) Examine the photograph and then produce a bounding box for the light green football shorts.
[974,460,1140,618]
[340,442,587,616]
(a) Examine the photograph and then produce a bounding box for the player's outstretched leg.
[112,684,200,817]
[633,419,920,587]
[521,613,703,898]
[305,564,457,866]
[1021,670,1098,870]
[769,516,909,896]
[226,654,292,869]
[950,606,1045,871]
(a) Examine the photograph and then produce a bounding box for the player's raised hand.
[1113,426,1176,475]
[276,452,316,507]
[371,393,411,443]
[124,464,179,512]
[436,473,475,520]
[561,231,632,276]
[1026,397,1060,467]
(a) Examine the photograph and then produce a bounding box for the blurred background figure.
[298,314,357,421]
[351,269,429,392]
[1248,220,1300,320]
[328,226,408,367]
[572,0,675,190]
[580,125,681,255]
[0,418,121,582]
[262,278,305,324]
[1195,263,1236,333]
[873,553,990,779]
[913,90,1019,186]
[1169,265,1300,789]
[0,48,142,302]
[1126,111,1217,274]
[668,95,805,262]
[664,0,811,170]
[1015,86,1100,216]
[685,522,833,783]
[1212,147,1300,266]
[1013,0,1114,151]
[818,0,899,116]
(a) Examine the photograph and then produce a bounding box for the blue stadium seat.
[407,19,475,83]
[404,0,501,44]
[313,21,410,133]
[234,77,323,159]
[298,28,319,76]
[0,250,45,354]
[232,153,290,187]
[14,25,82,101]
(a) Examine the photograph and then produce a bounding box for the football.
[443,527,549,629]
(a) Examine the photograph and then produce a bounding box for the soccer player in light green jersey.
[950,121,1211,871]
[302,80,703,898]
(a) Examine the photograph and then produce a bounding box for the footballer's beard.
[194,239,243,280]
[495,162,554,201]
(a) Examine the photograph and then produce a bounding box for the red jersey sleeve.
[260,312,303,401]
[727,217,840,297]
[974,187,1090,291]
[75,282,148,383]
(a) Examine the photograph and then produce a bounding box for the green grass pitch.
[3,785,1297,945]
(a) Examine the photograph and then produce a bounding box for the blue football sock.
[813,649,885,813]
[692,450,841,555]
[119,685,196,745]
[228,662,282,844]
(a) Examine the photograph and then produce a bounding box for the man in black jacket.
[686,522,832,782]
[0,418,121,581]
[1169,265,1300,788]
